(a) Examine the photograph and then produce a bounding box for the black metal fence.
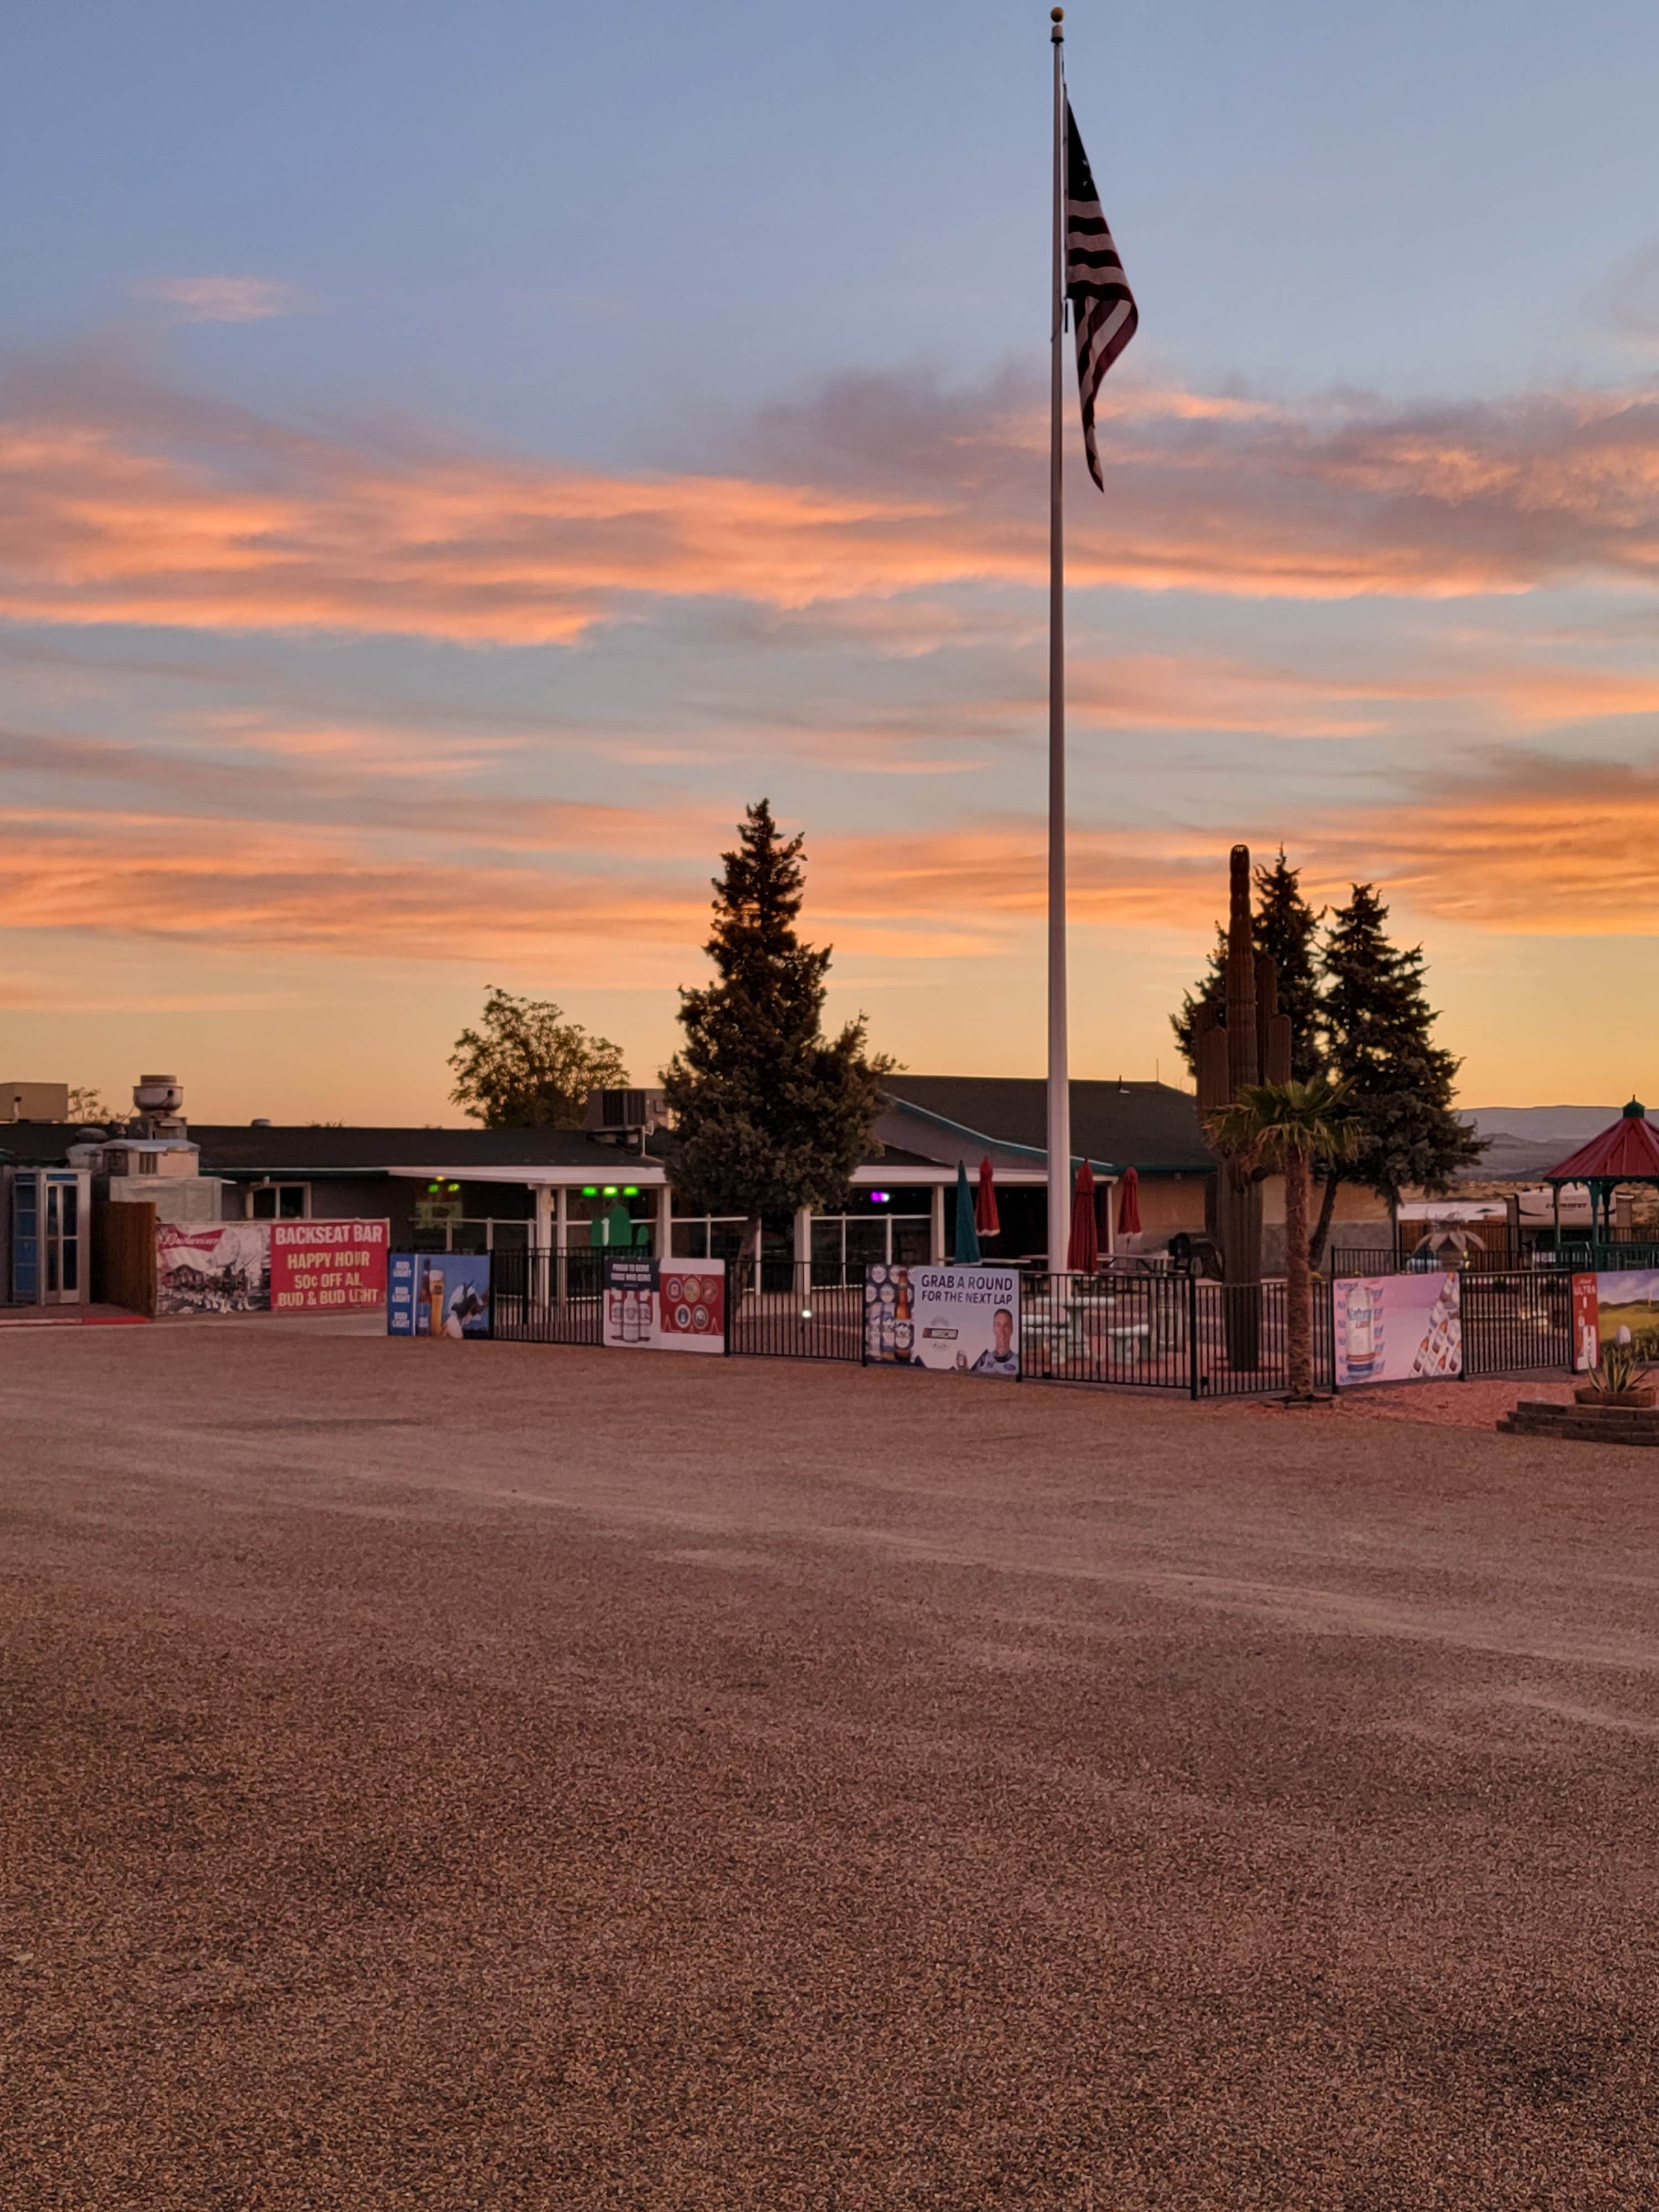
[723,1261,1334,1397]
[1331,1238,1659,1277]
[1457,1270,1572,1375]
[1009,1271,1335,1396]
[490,1246,606,1345]
[488,1248,1579,1392]
[728,1262,865,1362]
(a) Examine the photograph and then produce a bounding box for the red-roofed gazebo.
[1542,1099,1659,1246]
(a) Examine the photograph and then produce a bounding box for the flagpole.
[1046,6,1072,1272]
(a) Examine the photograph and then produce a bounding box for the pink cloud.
[13,363,1659,651]
[134,276,310,323]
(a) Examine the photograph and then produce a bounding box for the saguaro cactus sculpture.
[1193,846,1293,1368]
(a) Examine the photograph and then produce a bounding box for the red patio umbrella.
[1066,1160,1099,1275]
[1116,1165,1142,1238]
[974,1155,1000,1238]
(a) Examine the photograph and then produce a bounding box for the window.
[249,1183,308,1220]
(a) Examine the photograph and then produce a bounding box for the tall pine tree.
[1171,849,1324,1082]
[663,801,892,1256]
[1310,883,1484,1260]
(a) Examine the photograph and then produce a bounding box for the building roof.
[0,1121,665,1178]
[0,1124,90,1166]
[1542,1100,1659,1186]
[194,1124,664,1176]
[4,1089,1212,1186]
[878,1078,1212,1175]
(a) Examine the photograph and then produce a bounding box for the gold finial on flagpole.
[1051,8,1063,39]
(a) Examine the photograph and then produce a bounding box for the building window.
[809,1208,932,1280]
[249,1183,309,1220]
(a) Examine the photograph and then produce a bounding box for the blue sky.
[2,0,1657,1118]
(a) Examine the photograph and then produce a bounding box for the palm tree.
[1204,1077,1359,1401]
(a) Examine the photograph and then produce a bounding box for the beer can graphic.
[1343,1279,1377,1379]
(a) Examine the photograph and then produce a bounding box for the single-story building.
[3,1069,1394,1307]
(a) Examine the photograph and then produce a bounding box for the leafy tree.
[448,988,627,1128]
[1205,1077,1358,1400]
[66,1086,115,1125]
[1310,884,1484,1262]
[663,800,892,1260]
[1172,849,1324,1082]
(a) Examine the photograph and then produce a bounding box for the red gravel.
[1248,1376,1578,1431]
[4,1323,1659,2209]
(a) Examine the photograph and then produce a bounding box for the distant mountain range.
[1460,1105,1621,1141]
[1454,1105,1621,1181]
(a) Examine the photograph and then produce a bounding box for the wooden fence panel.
[92,1199,156,1317]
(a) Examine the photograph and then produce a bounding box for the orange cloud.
[13,365,1659,649]
[0,811,711,963]
[821,766,1659,939]
[2,752,1656,972]
[1312,763,1659,932]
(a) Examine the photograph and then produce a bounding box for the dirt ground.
[3,1322,1658,2210]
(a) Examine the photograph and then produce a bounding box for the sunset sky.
[4,0,1658,1123]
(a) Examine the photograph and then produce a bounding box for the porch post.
[931,1181,946,1264]
[655,1182,672,1260]
[534,1185,555,1307]
[555,1183,569,1304]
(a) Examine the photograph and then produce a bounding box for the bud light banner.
[863,1264,1021,1378]
[1333,1271,1461,1387]
[603,1255,726,1354]
[387,1252,492,1338]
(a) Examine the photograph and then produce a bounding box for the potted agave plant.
[1575,1343,1657,1409]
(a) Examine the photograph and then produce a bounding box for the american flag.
[1065,100,1137,491]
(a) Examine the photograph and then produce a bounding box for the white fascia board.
[850,1164,1053,1187]
[383,1164,668,1186]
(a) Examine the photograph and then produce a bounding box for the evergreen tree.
[663,801,892,1255]
[1170,920,1228,1075]
[1310,883,1484,1260]
[1171,849,1324,1082]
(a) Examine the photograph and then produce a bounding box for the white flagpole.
[1046,7,1072,1272]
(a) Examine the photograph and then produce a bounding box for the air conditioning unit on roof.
[583,1088,667,1135]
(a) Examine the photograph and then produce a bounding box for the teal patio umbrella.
[954,1160,981,1264]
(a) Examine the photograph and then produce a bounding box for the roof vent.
[251,1117,273,1128]
[134,1074,183,1116]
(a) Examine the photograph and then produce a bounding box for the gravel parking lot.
[4,1321,1658,2209]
